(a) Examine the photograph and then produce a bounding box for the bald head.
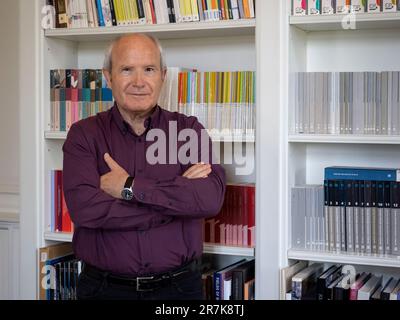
[103,34,165,73]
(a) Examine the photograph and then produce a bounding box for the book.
[382,0,398,12]
[291,263,324,300]
[357,275,383,300]
[390,280,400,300]
[280,260,308,300]
[213,258,247,300]
[231,259,255,300]
[349,272,371,300]
[38,243,73,300]
[325,166,400,182]
[381,277,399,300]
[316,265,342,300]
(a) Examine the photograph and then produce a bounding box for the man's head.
[103,34,166,116]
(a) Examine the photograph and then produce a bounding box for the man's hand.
[182,163,212,179]
[100,153,129,199]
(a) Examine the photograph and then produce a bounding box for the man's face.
[104,36,165,115]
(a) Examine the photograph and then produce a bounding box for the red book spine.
[149,0,157,24]
[247,185,255,247]
[56,170,63,232]
[61,174,72,232]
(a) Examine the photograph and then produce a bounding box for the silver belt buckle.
[136,276,154,291]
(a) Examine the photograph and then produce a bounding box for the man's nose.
[131,71,145,87]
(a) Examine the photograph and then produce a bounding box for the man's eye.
[122,68,131,73]
[146,68,155,72]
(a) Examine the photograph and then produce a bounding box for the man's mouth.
[128,93,149,97]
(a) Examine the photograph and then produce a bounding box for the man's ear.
[103,69,112,88]
[161,68,167,82]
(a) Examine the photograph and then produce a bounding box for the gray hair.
[103,34,166,72]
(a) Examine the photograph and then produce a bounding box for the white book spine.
[382,0,397,12]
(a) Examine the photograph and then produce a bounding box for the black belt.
[81,260,198,292]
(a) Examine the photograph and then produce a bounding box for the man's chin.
[121,104,156,113]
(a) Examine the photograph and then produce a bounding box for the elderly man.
[62,33,226,300]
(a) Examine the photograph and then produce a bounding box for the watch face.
[121,188,133,200]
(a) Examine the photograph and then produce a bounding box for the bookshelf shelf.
[44,231,73,242]
[44,130,255,143]
[287,249,400,268]
[290,12,400,32]
[44,20,256,42]
[203,243,255,256]
[288,134,400,145]
[43,232,255,256]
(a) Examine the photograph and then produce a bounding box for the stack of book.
[323,166,400,255]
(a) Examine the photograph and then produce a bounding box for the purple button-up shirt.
[62,105,226,276]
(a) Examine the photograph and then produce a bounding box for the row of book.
[49,68,255,136]
[38,243,254,300]
[202,257,255,300]
[50,69,113,131]
[291,72,400,135]
[50,171,256,247]
[282,261,400,300]
[203,183,255,247]
[177,71,255,136]
[292,0,400,16]
[50,170,74,233]
[47,0,255,29]
[291,166,400,256]
[38,243,79,300]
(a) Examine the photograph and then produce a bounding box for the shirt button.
[139,193,145,200]
[144,263,150,268]
[138,138,142,143]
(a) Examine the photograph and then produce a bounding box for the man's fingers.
[182,162,206,177]
[185,165,212,179]
[183,163,210,178]
[104,153,120,171]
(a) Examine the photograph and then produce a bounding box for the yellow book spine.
[131,0,139,23]
[190,0,199,21]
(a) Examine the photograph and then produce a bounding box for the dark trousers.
[76,267,203,300]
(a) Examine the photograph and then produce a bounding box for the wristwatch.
[121,176,134,201]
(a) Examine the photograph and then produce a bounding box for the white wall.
[0,0,20,218]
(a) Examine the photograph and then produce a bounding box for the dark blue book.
[325,166,400,181]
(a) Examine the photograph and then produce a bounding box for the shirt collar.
[111,103,161,135]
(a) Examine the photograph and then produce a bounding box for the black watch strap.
[124,176,134,188]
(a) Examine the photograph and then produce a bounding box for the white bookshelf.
[17,0,259,300]
[44,19,256,41]
[203,243,255,256]
[288,135,400,145]
[287,249,400,268]
[280,0,400,299]
[290,12,400,32]
[43,231,73,242]
[43,232,254,256]
[45,130,255,143]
